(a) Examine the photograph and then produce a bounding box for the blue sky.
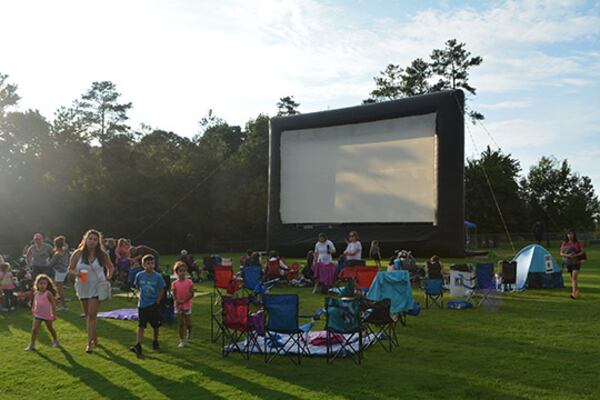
[1,0,599,188]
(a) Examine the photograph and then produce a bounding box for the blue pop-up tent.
[512,244,564,290]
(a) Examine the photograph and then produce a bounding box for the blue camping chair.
[423,279,444,309]
[366,270,415,327]
[242,265,262,293]
[464,263,496,306]
[325,297,365,364]
[263,294,316,364]
[127,266,143,302]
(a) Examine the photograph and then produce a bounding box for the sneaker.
[152,340,160,351]
[24,343,35,351]
[9,307,15,311]
[52,340,60,348]
[178,340,186,348]
[570,294,576,300]
[79,313,86,318]
[187,331,192,341]
[85,345,93,353]
[130,343,142,357]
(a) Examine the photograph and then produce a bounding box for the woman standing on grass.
[27,233,53,280]
[560,228,585,300]
[68,229,113,353]
[49,236,69,311]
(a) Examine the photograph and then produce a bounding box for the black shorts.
[138,304,161,329]
[567,264,581,273]
[371,254,381,261]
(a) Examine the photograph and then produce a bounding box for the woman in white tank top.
[69,229,113,353]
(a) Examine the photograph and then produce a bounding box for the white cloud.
[479,100,531,110]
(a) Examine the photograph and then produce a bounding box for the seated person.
[179,250,201,281]
[426,255,448,281]
[267,251,288,277]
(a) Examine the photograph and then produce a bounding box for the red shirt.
[561,240,582,254]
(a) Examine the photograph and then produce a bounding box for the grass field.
[1,246,599,400]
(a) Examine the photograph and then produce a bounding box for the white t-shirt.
[344,241,362,260]
[314,240,336,264]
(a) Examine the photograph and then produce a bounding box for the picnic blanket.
[97,308,138,320]
[367,270,414,313]
[224,330,377,356]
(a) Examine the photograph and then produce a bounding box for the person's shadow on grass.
[35,347,140,399]
[97,345,223,400]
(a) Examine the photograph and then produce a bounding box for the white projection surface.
[280,113,437,224]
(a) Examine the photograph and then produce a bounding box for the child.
[172,261,194,348]
[369,240,381,269]
[130,255,166,358]
[0,263,16,311]
[25,274,60,350]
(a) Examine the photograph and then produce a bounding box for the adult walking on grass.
[49,235,69,311]
[27,233,53,280]
[68,229,114,353]
[560,228,585,300]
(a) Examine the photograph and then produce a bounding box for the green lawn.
[1,247,599,400]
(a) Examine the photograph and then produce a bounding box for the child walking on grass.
[25,274,60,350]
[172,261,194,348]
[130,255,165,358]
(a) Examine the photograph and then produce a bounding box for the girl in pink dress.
[172,261,194,348]
[25,274,60,351]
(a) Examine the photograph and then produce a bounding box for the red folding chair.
[356,267,379,292]
[222,297,262,359]
[211,265,234,342]
[266,259,280,280]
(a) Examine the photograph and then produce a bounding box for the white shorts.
[174,309,192,315]
[54,271,68,283]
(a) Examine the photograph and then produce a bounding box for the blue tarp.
[512,244,563,290]
[366,270,414,313]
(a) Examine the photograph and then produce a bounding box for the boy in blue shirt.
[130,254,165,357]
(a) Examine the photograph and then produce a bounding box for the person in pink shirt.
[0,262,16,311]
[172,261,194,348]
[25,274,60,350]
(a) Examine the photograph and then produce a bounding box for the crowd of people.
[0,227,587,356]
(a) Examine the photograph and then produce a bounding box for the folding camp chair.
[464,263,496,306]
[325,297,364,364]
[221,296,262,359]
[355,267,378,294]
[266,259,280,281]
[211,265,234,342]
[242,264,263,293]
[500,260,517,292]
[127,266,143,302]
[263,294,312,364]
[360,297,397,352]
[424,279,444,309]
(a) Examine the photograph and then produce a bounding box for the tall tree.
[521,157,600,232]
[465,147,527,233]
[430,39,484,121]
[0,73,20,115]
[363,64,403,103]
[400,58,432,96]
[74,81,133,142]
[276,96,300,116]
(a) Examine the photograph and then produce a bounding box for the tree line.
[1,39,598,255]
